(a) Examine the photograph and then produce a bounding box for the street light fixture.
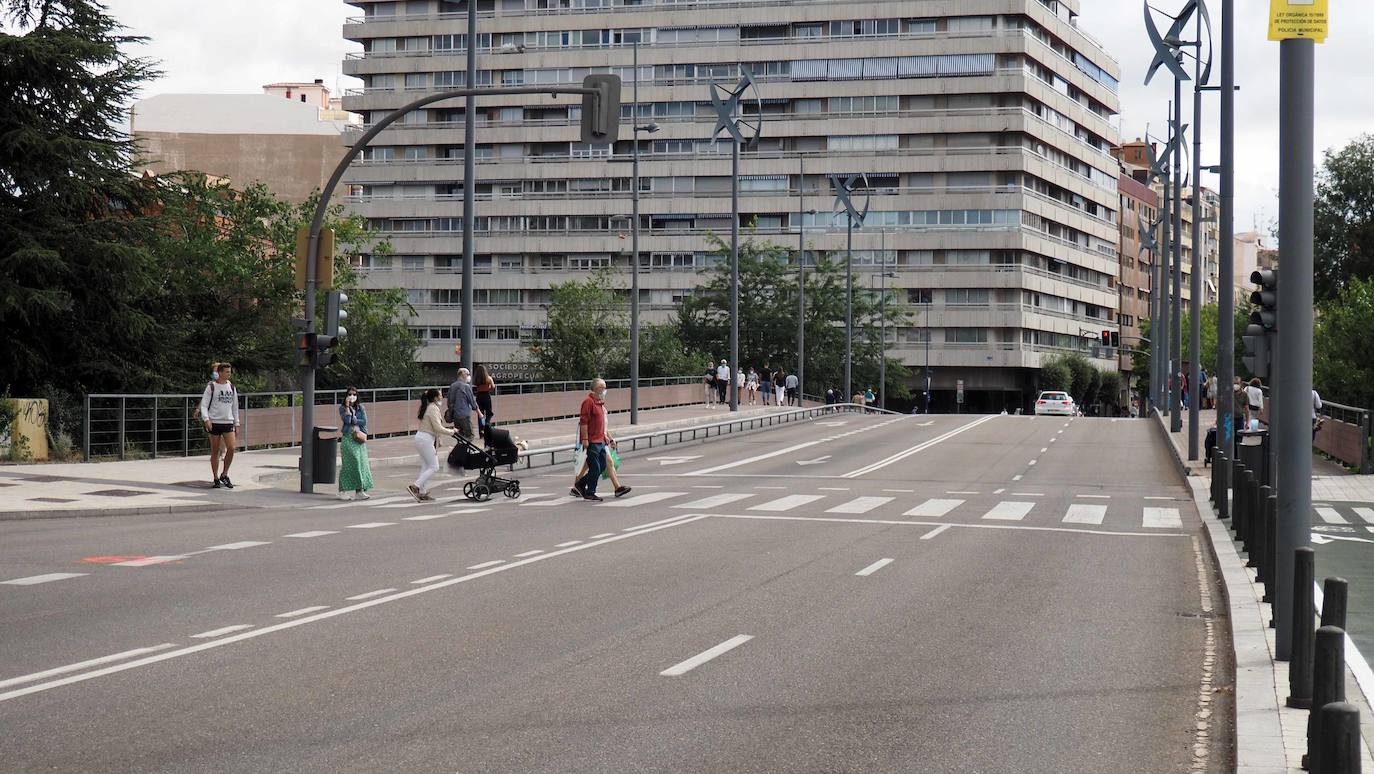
[629,40,660,426]
[830,173,871,402]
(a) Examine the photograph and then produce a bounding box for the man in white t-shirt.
[715,360,730,405]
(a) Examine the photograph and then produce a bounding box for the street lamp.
[871,267,897,410]
[830,173,871,402]
[629,39,660,426]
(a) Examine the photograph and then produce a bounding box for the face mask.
[212,371,219,380]
[347,395,357,404]
[598,390,608,400]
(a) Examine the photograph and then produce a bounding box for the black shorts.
[210,423,235,435]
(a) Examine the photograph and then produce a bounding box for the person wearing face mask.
[445,367,480,443]
[574,378,617,502]
[337,386,374,501]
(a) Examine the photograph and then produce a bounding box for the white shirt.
[1245,385,1264,409]
[716,364,730,381]
[199,381,239,424]
[1313,390,1323,420]
[785,374,798,388]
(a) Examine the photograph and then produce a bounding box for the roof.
[132,93,351,136]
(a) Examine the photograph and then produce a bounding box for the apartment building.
[1115,164,1159,398]
[340,0,1122,410]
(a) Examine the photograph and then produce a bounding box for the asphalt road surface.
[0,413,1232,772]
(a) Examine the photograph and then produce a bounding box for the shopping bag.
[601,447,621,480]
[572,447,587,476]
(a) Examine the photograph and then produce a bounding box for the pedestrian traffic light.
[1101,330,1111,348]
[1249,269,1278,331]
[294,332,315,368]
[1110,331,1121,348]
[580,74,622,144]
[1242,323,1270,379]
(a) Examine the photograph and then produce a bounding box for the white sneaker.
[336,491,353,501]
[356,491,371,500]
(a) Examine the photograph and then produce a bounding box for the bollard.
[1288,547,1317,707]
[1255,485,1273,583]
[1233,459,1246,537]
[1217,449,1230,520]
[1236,467,1251,542]
[1264,496,1278,606]
[1244,470,1259,560]
[1322,578,1349,631]
[1307,626,1347,772]
[1318,702,1362,774]
[1211,448,1221,504]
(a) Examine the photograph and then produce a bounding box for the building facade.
[340,0,1122,410]
[1114,164,1158,399]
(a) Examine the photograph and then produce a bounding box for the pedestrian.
[785,370,799,406]
[774,368,787,407]
[1233,379,1248,432]
[1181,370,1189,410]
[445,367,480,443]
[1207,373,1218,410]
[703,361,717,407]
[199,362,240,489]
[715,359,730,405]
[1245,377,1264,428]
[746,367,759,405]
[410,388,454,502]
[575,378,617,502]
[864,387,876,407]
[736,366,746,404]
[759,361,773,405]
[825,387,837,411]
[570,430,631,499]
[1313,388,1324,441]
[472,363,496,433]
[337,386,374,501]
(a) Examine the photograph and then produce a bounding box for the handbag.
[352,429,367,444]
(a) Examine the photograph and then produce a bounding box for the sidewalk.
[0,402,794,520]
[1156,409,1374,771]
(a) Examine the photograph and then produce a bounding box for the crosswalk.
[308,486,1189,531]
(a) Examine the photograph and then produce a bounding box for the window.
[945,289,990,306]
[497,255,524,271]
[401,255,426,272]
[947,328,989,343]
[908,289,933,304]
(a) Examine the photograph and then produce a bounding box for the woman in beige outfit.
[411,388,455,502]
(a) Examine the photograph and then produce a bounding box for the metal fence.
[1255,388,1373,473]
[83,376,700,461]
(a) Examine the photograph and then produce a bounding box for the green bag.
[601,447,621,480]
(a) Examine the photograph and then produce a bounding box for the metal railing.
[82,376,700,461]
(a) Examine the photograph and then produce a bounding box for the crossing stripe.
[982,502,1034,521]
[1,573,87,586]
[1355,507,1374,525]
[904,499,963,518]
[597,491,687,508]
[112,555,188,567]
[1143,507,1183,528]
[1062,504,1107,525]
[826,496,894,515]
[284,531,338,538]
[1316,507,1349,525]
[674,493,753,510]
[749,494,825,512]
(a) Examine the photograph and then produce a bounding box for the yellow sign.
[294,226,336,290]
[1269,0,1328,42]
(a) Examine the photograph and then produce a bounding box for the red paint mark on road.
[81,556,145,564]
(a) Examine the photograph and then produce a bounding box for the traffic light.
[1101,330,1111,348]
[316,291,348,368]
[580,74,622,144]
[294,332,315,368]
[1110,331,1121,348]
[1242,323,1270,379]
[1249,269,1278,331]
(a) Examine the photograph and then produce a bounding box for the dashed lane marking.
[513,550,545,558]
[346,588,397,601]
[284,531,338,538]
[191,625,253,639]
[0,644,177,689]
[2,573,87,586]
[660,635,754,677]
[921,525,952,540]
[855,558,894,576]
[410,575,452,585]
[345,522,394,529]
[112,556,188,567]
[555,541,583,548]
[275,606,330,619]
[466,561,504,570]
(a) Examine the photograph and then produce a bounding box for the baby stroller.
[447,423,522,502]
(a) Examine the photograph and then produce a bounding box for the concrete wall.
[135,131,346,204]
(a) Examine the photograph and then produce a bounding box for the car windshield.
[1040,392,1069,401]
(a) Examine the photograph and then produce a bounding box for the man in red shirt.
[576,378,615,501]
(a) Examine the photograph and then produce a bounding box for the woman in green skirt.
[338,386,374,500]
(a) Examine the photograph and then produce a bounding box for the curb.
[0,502,229,522]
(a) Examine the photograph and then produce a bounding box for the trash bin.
[313,425,339,485]
[1236,429,1269,487]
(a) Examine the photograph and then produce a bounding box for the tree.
[1314,134,1374,302]
[637,325,709,380]
[1314,276,1374,409]
[524,270,628,381]
[321,287,422,390]
[1039,359,1072,393]
[1180,304,1220,376]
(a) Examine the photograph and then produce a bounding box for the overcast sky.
[104,0,1371,238]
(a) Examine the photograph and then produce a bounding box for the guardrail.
[1256,389,1372,473]
[82,376,700,461]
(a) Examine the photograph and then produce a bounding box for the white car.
[1035,391,1076,416]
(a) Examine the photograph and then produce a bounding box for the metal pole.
[1217,0,1236,488]
[1188,12,1204,461]
[730,137,740,413]
[925,303,931,414]
[1172,85,1184,433]
[1159,126,1172,415]
[1274,37,1315,660]
[630,40,641,425]
[797,156,805,403]
[460,0,477,374]
[845,217,853,401]
[880,266,887,410]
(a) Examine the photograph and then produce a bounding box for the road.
[0,413,1231,772]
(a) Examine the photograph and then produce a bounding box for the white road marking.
[346,588,397,601]
[345,522,394,529]
[555,540,583,548]
[921,524,952,540]
[513,550,544,558]
[993,488,1006,494]
[904,499,963,518]
[466,560,504,570]
[1012,492,1045,497]
[410,575,452,585]
[112,555,188,567]
[691,485,725,489]
[377,501,429,509]
[1063,504,1108,525]
[597,491,687,508]
[754,486,787,490]
[983,502,1035,521]
[818,487,851,491]
[0,644,177,689]
[855,558,894,576]
[947,491,980,495]
[1078,495,1112,500]
[1143,496,1174,501]
[403,513,453,521]
[284,531,338,538]
[844,416,997,478]
[1028,460,1038,466]
[687,440,822,476]
[191,625,253,639]
[1143,507,1183,529]
[660,635,754,677]
[827,497,893,515]
[310,495,410,510]
[275,606,330,618]
[2,573,87,586]
[1355,507,1374,524]
[202,541,271,552]
[1012,475,1023,481]
[0,516,713,704]
[675,493,753,510]
[623,515,697,532]
[750,494,825,512]
[1049,438,1057,443]
[883,489,915,493]
[1040,448,1048,453]
[588,533,614,539]
[711,513,1190,539]
[1317,507,1348,525]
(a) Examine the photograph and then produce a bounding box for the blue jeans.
[577,443,606,496]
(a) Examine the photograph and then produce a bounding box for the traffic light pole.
[1188,9,1205,462]
[1216,0,1236,498]
[1274,37,1315,661]
[1171,84,1184,434]
[460,0,476,376]
[297,82,612,494]
[1159,118,1173,416]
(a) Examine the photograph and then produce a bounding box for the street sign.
[1268,0,1328,42]
[956,379,965,404]
[294,226,335,290]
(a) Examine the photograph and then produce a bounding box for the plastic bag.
[572,447,587,476]
[601,447,621,480]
